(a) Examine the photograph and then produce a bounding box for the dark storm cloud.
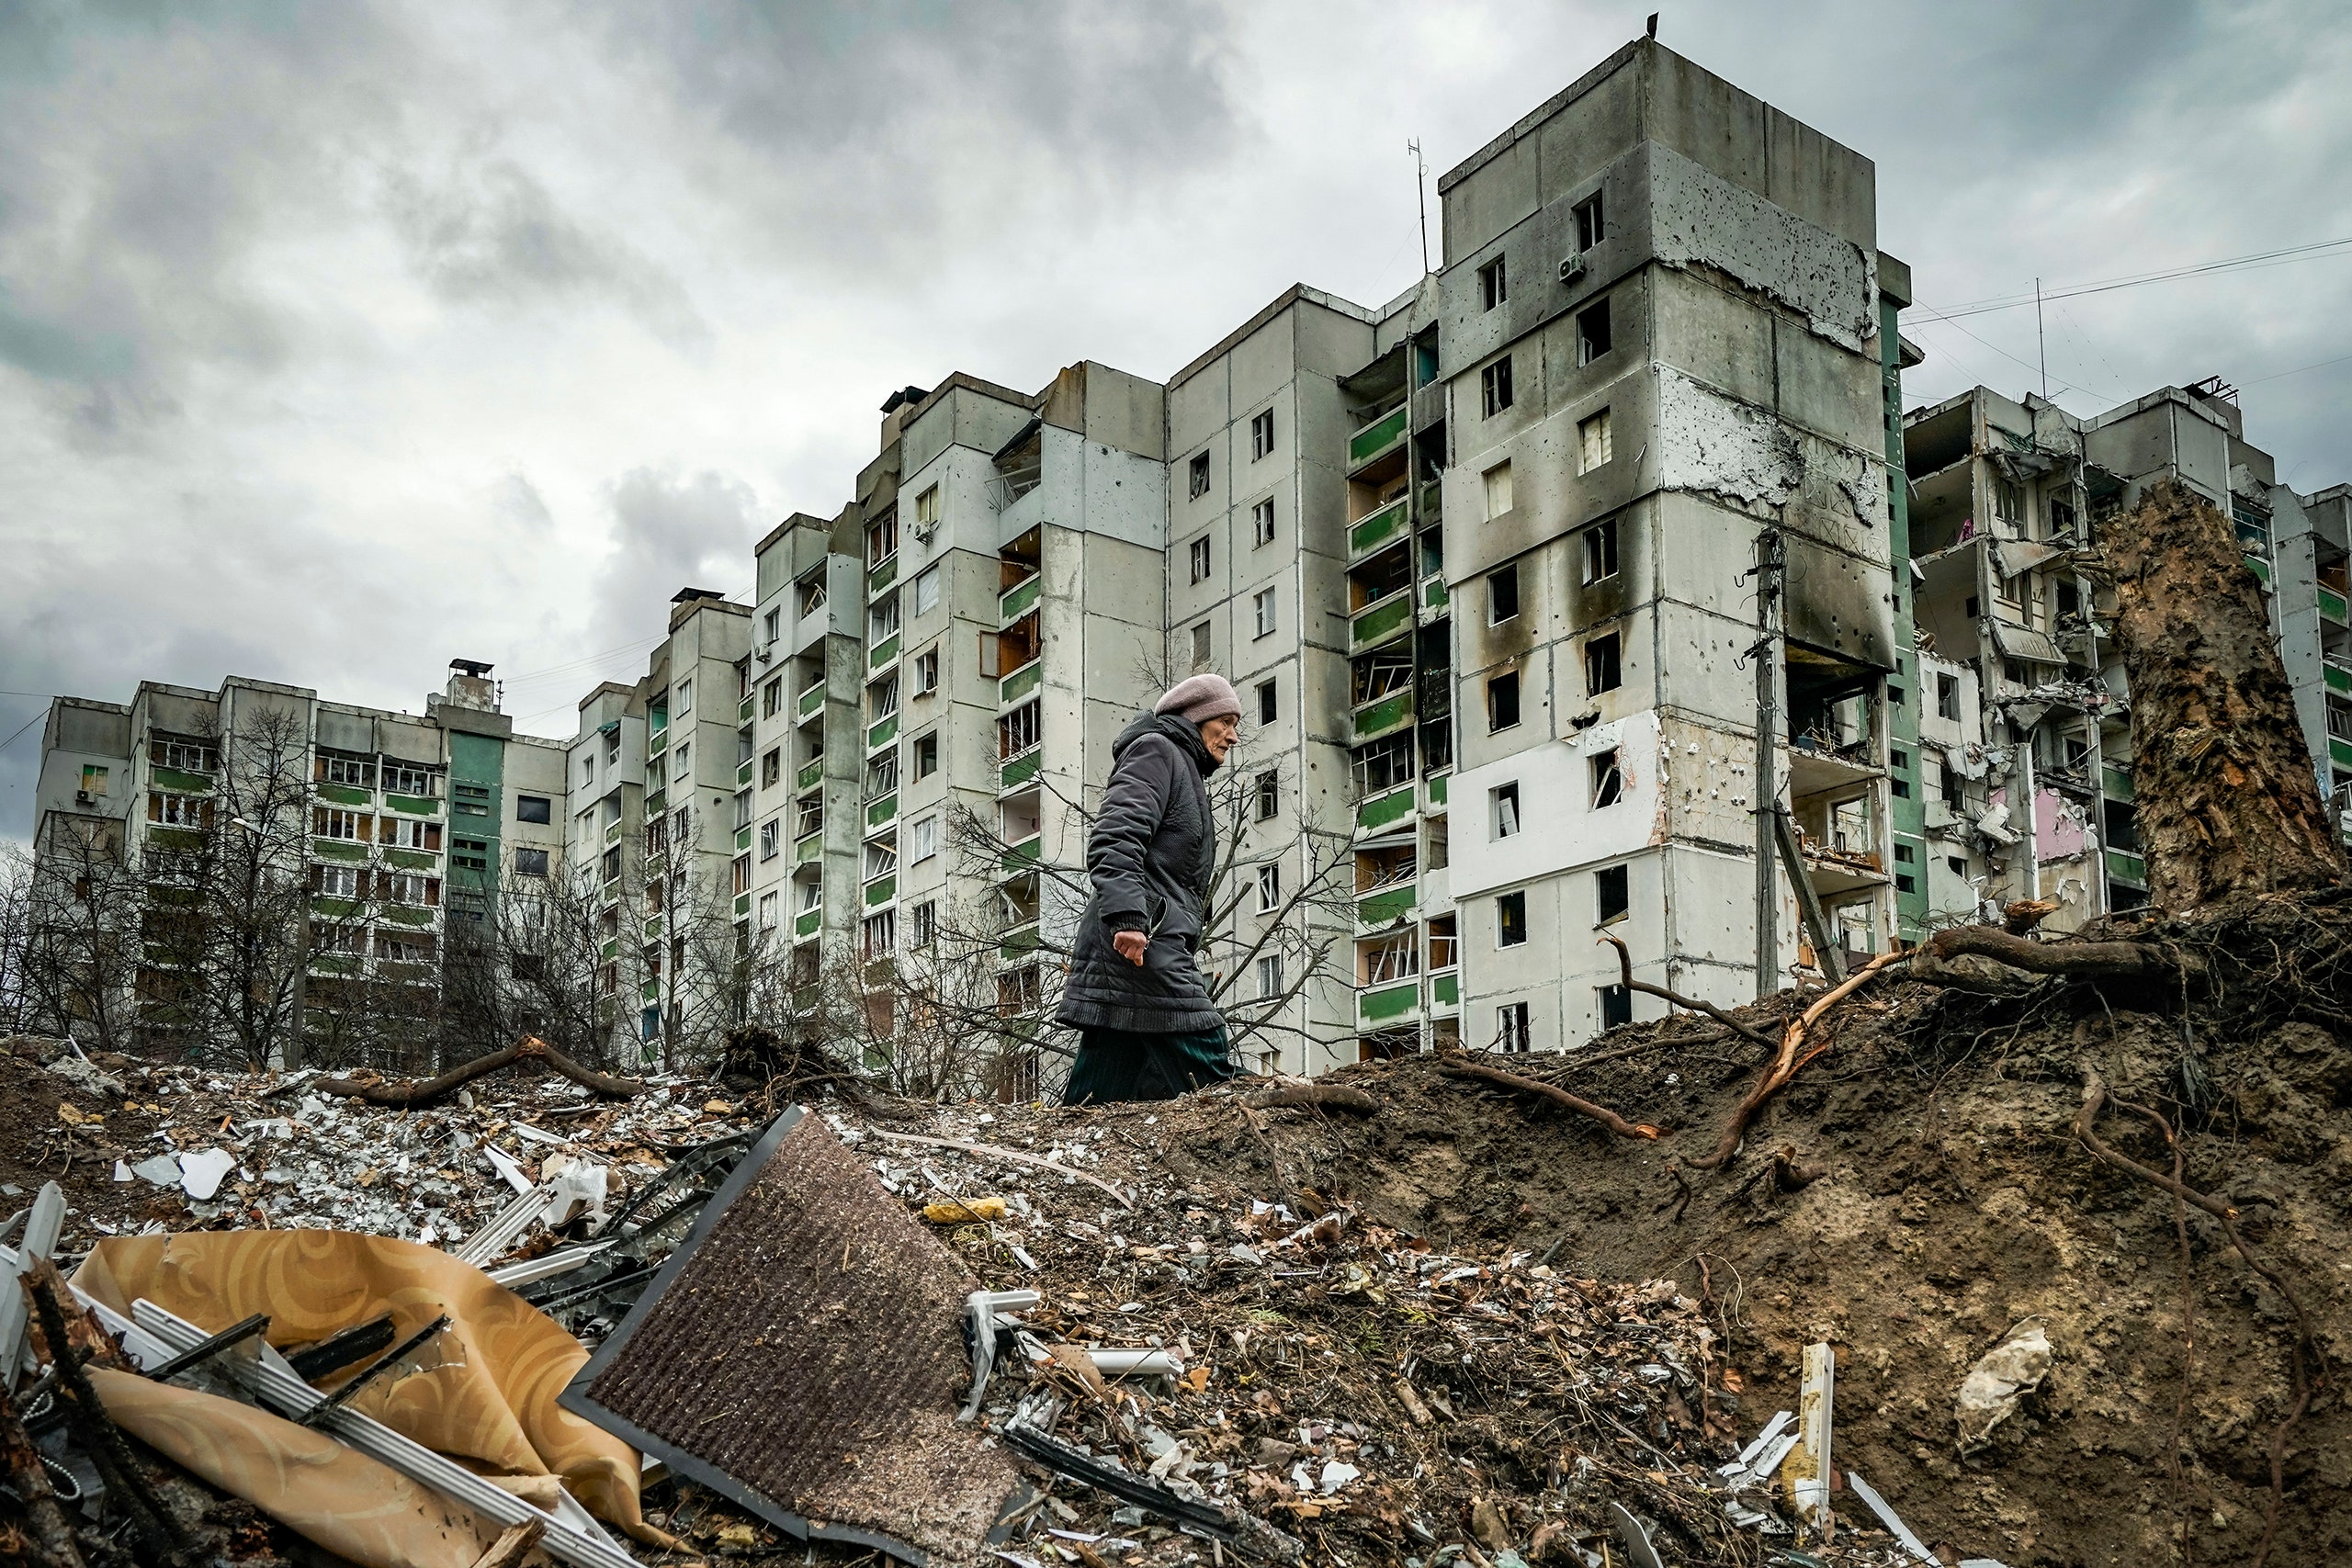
[589,468,763,641]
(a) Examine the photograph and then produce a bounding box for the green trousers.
[1061,1025,1236,1105]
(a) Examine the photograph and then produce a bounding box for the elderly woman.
[1055,674,1243,1103]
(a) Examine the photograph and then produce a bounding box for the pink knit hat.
[1155,672,1242,726]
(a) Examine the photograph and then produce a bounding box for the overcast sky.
[6,0,2349,837]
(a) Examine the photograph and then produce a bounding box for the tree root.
[1909,923,2197,991]
[1685,951,1904,1170]
[1438,1059,1661,1141]
[2075,1067,2325,1568]
[310,1034,647,1107]
[1245,1081,1382,1115]
[1600,934,1778,1049]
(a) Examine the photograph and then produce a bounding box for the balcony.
[737,759,753,787]
[796,832,823,863]
[739,694,755,725]
[734,825,752,852]
[2106,849,2147,886]
[1000,573,1041,625]
[1422,576,1449,615]
[2324,657,2351,696]
[867,714,899,751]
[999,659,1043,705]
[1357,885,1414,929]
[2333,737,2352,771]
[315,782,370,808]
[1422,770,1450,812]
[999,921,1041,963]
[2246,555,2272,588]
[1355,781,1415,835]
[797,682,826,719]
[605,820,621,846]
[1357,980,1420,1025]
[1000,835,1042,875]
[869,633,899,671]
[795,906,823,939]
[797,757,824,791]
[1348,497,1408,560]
[384,792,442,818]
[866,793,898,829]
[1347,404,1408,471]
[865,874,896,908]
[1349,589,1414,652]
[2102,765,2134,802]
[1428,968,1459,1012]
[868,557,898,597]
[1352,685,1414,742]
[1001,749,1041,792]
[2322,587,2348,626]
[644,789,667,817]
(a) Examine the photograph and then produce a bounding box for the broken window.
[915,484,939,532]
[907,814,937,863]
[1577,408,1613,473]
[1497,892,1527,949]
[1191,621,1213,669]
[759,818,782,861]
[798,574,828,616]
[1253,497,1276,546]
[1573,191,1604,252]
[1489,563,1520,624]
[383,818,440,851]
[1256,862,1282,912]
[864,836,897,880]
[1577,297,1612,365]
[1478,255,1507,310]
[1487,671,1521,732]
[313,807,368,840]
[1250,587,1275,638]
[1994,479,2023,526]
[512,848,547,878]
[862,909,896,960]
[912,566,941,615]
[1353,648,1413,706]
[1595,863,1629,925]
[1257,678,1278,725]
[869,594,900,642]
[1590,748,1623,807]
[150,737,219,773]
[1255,770,1281,821]
[318,753,375,788]
[1257,953,1284,998]
[868,675,899,720]
[912,647,939,694]
[1585,632,1622,695]
[516,794,551,824]
[1189,450,1211,500]
[1251,408,1275,460]
[382,763,439,797]
[1483,460,1513,519]
[866,510,898,566]
[914,731,938,777]
[1599,983,1633,1030]
[796,794,822,838]
[76,764,107,798]
[865,754,898,801]
[1491,782,1521,840]
[761,747,782,789]
[1350,733,1416,798]
[910,898,936,947]
[1583,517,1620,583]
[1481,355,1514,418]
[1497,999,1532,1052]
[998,699,1041,760]
[1189,536,1212,583]
[1936,673,1961,720]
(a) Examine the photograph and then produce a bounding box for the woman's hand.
[1113,930,1148,966]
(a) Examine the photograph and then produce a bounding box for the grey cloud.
[383,160,708,349]
[590,468,763,641]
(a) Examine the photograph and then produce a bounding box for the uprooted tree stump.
[311,1034,646,1108]
[2104,479,2349,908]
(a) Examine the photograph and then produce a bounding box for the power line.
[0,708,46,754]
[1925,235,2352,321]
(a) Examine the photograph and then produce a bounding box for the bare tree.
[0,845,32,1034]
[17,818,142,1053]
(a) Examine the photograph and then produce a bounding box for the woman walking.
[1055,674,1243,1103]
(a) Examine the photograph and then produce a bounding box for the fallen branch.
[1908,924,2193,989]
[1438,1059,1662,1141]
[1600,934,1778,1049]
[2075,1068,2324,1568]
[1685,951,1904,1170]
[310,1035,646,1108]
[866,1128,1135,1209]
[1244,1081,1382,1115]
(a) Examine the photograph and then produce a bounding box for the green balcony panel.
[2333,738,2352,770]
[1424,771,1450,809]
[1001,837,1041,873]
[384,905,434,927]
[867,715,899,750]
[869,633,899,670]
[385,848,437,870]
[734,892,752,917]
[1000,750,1041,791]
[649,732,668,760]
[795,908,823,937]
[147,826,206,852]
[605,821,621,845]
[1358,980,1419,1022]
[1353,687,1414,740]
[1347,404,1408,468]
[2106,849,2147,885]
[736,827,752,852]
[311,897,361,919]
[999,924,1041,962]
[796,833,822,863]
[1350,592,1413,651]
[384,794,440,817]
[641,980,660,1003]
[644,917,663,941]
[1348,498,1408,558]
[2319,587,2347,624]
[310,955,360,977]
[999,661,1042,705]
[2245,555,2271,586]
[601,938,619,960]
[1422,576,1449,612]
[1000,575,1041,623]
[868,557,898,596]
[865,874,896,907]
[644,790,667,816]
[797,758,824,790]
[737,761,754,787]
[797,683,827,718]
[1430,971,1459,1007]
[1357,886,1414,928]
[2102,766,2133,802]
[867,793,898,829]
[1355,783,1415,833]
[739,695,755,723]
[151,765,219,794]
[311,838,368,863]
[2324,661,2352,695]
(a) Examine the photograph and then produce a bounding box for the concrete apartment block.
[34,663,566,1065]
[1435,40,1904,1055]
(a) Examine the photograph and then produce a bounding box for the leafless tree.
[0,845,32,1034]
[17,820,143,1053]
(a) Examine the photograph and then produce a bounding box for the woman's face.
[1199,714,1239,762]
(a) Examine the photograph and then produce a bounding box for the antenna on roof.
[1408,139,1430,276]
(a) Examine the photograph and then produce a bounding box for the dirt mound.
[1096,891,2351,1566]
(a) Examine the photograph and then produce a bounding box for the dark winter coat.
[1054,712,1225,1033]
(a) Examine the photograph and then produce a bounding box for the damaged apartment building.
[1901,379,2352,932]
[30,33,2343,1081]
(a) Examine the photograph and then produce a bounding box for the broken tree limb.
[2103,479,2350,908]
[866,1128,1136,1209]
[1438,1059,1662,1141]
[310,1035,646,1108]
[1686,950,1905,1170]
[1600,934,1778,1049]
[1908,923,2195,990]
[1243,1081,1382,1115]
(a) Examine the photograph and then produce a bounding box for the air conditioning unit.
[911,522,939,546]
[1558,254,1588,286]
[74,790,93,805]
[754,644,775,664]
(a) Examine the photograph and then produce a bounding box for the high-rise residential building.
[28,663,566,1066]
[1902,378,2352,931]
